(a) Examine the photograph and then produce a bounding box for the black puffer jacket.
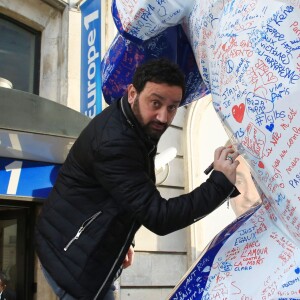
[35,96,239,299]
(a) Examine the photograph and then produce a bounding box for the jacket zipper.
[121,96,134,128]
[64,211,102,251]
[148,144,156,156]
[93,222,136,300]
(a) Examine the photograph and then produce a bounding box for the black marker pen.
[204,162,214,175]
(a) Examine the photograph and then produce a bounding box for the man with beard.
[35,58,240,300]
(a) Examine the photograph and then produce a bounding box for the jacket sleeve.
[93,137,239,236]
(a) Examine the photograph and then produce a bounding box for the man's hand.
[122,245,134,269]
[213,146,240,184]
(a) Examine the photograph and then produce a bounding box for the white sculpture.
[102,1,300,298]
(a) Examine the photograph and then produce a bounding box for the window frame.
[0,13,41,95]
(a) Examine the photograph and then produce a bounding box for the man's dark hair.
[132,58,185,97]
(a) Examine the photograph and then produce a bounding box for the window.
[0,14,41,94]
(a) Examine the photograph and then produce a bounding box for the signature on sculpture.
[102,0,300,298]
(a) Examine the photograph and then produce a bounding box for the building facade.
[0,0,235,299]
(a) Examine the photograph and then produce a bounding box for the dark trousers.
[42,266,117,299]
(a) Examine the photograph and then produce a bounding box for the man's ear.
[127,84,137,105]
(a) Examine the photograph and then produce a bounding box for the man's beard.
[132,96,168,140]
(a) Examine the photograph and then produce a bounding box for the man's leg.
[42,266,118,300]
[41,266,76,300]
[103,283,117,300]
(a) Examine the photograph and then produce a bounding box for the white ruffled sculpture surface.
[103,1,300,298]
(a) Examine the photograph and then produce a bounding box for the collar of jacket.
[120,94,158,156]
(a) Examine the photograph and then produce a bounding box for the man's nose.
[156,108,168,123]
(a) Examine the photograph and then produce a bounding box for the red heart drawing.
[232,103,245,123]
[258,161,264,168]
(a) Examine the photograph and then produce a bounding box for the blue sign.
[80,0,102,118]
[0,157,61,199]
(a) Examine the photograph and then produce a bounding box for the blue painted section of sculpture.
[101,24,209,106]
[102,0,300,298]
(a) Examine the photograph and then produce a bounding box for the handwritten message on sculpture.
[103,0,300,298]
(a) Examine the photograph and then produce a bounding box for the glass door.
[0,202,35,299]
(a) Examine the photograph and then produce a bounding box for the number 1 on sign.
[5,161,22,194]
